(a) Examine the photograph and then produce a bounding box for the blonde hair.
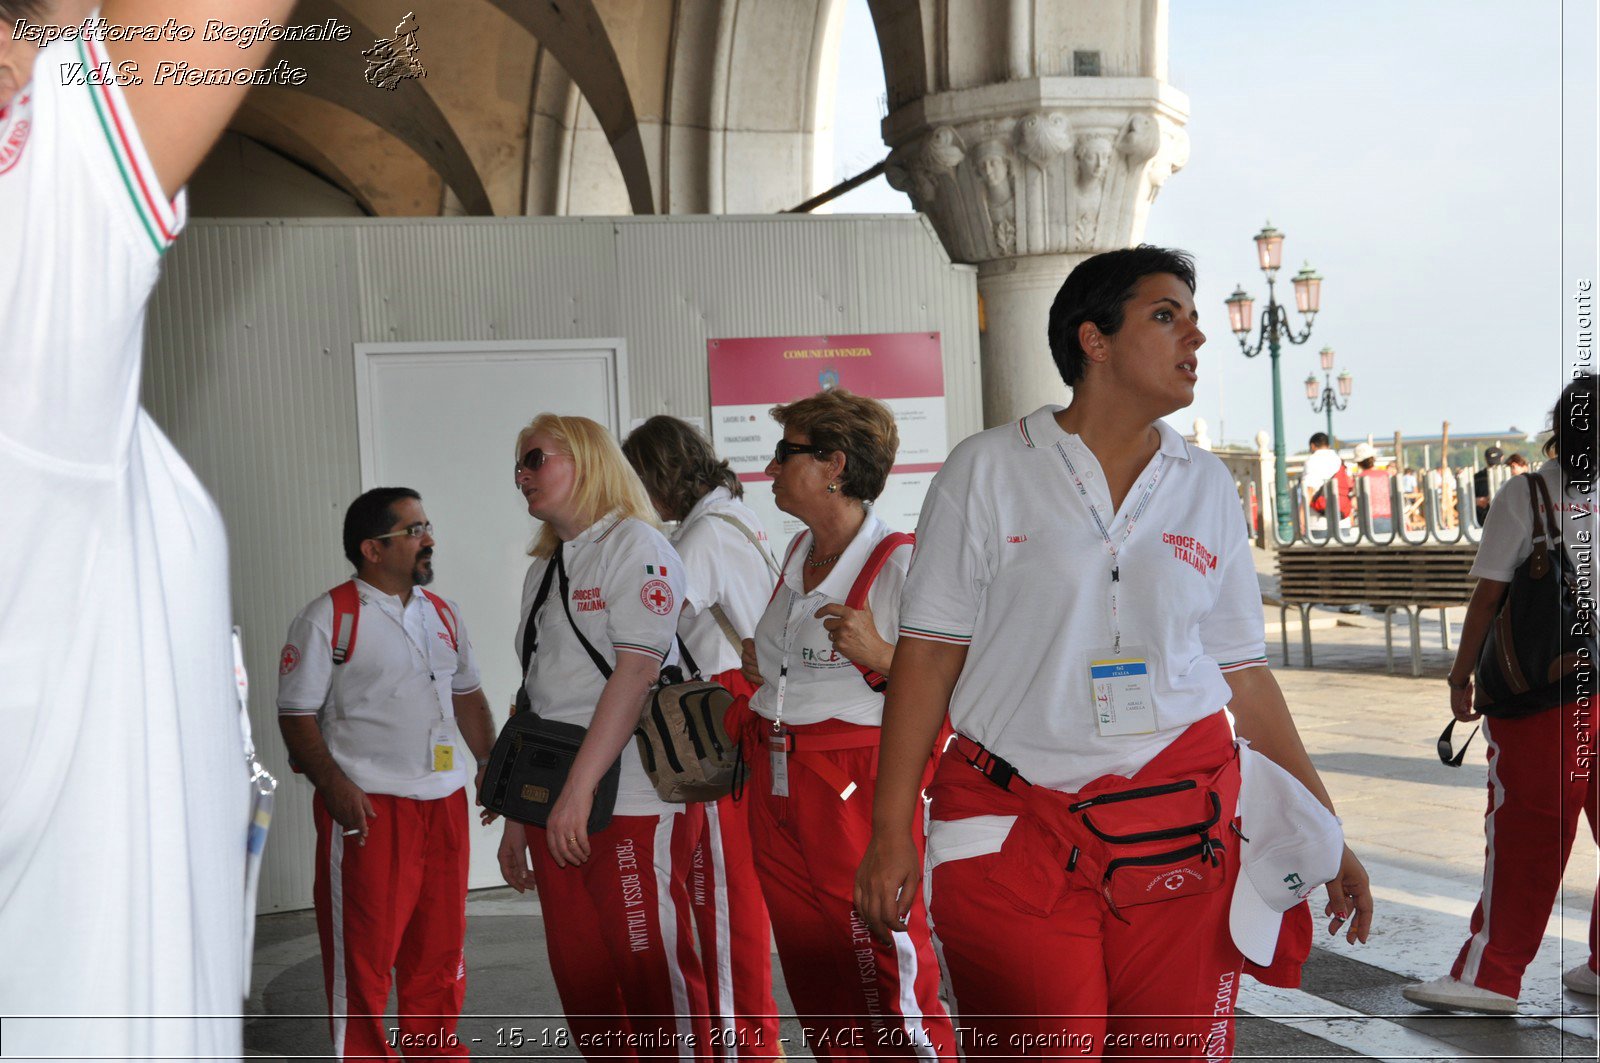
[516,414,657,557]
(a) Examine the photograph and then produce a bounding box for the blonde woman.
[496,414,711,1057]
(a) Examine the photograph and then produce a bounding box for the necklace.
[805,542,841,568]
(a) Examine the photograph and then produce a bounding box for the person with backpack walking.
[277,488,498,1060]
[1301,432,1352,535]
[623,416,784,1061]
[496,414,714,1057]
[735,389,955,1060]
[1403,375,1599,1013]
[856,247,1371,1059]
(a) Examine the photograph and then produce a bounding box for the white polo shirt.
[900,406,1267,792]
[748,511,912,728]
[2,33,245,1055]
[277,580,482,800]
[672,487,777,677]
[516,514,685,817]
[1472,461,1598,581]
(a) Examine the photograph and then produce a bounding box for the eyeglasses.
[772,439,830,464]
[371,521,433,542]
[514,447,566,475]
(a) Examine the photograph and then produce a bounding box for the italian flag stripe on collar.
[77,37,179,255]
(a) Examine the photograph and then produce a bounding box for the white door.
[353,339,628,888]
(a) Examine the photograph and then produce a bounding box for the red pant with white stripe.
[313,789,469,1061]
[927,716,1245,1060]
[528,811,714,1061]
[1451,702,1600,996]
[745,718,954,1061]
[693,670,782,1061]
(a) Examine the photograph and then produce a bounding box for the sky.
[826,0,1597,451]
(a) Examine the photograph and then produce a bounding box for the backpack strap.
[328,580,361,666]
[844,532,914,693]
[418,589,458,652]
[708,511,781,576]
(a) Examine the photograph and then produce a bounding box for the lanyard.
[772,587,802,734]
[1057,446,1168,653]
[380,595,444,718]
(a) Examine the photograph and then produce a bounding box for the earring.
[826,482,838,494]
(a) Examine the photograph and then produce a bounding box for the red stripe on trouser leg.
[745,719,954,1061]
[313,790,471,1061]
[696,669,782,1062]
[529,812,714,1061]
[926,717,1244,1060]
[1451,703,1600,997]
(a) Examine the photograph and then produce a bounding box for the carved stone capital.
[883,78,1190,264]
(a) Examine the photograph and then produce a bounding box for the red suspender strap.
[419,589,458,651]
[845,532,914,693]
[328,580,360,666]
[767,534,810,604]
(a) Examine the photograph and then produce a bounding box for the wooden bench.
[1274,544,1477,675]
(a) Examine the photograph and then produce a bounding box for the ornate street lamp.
[1227,223,1325,541]
[1305,345,1353,443]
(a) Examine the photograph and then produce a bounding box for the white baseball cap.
[1229,741,1345,966]
[1352,442,1377,462]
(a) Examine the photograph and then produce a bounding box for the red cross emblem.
[279,644,302,676]
[640,579,674,616]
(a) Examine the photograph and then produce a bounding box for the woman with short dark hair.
[736,389,954,1059]
[858,246,1371,1057]
[623,415,783,1058]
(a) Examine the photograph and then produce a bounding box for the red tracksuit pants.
[745,718,955,1061]
[691,665,782,1061]
[1451,702,1600,996]
[313,789,470,1061]
[927,715,1246,1061]
[527,810,713,1061]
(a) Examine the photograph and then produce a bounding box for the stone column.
[884,79,1190,427]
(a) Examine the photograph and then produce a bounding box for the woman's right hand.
[1450,676,1479,721]
[497,820,533,893]
[740,637,764,688]
[855,832,923,945]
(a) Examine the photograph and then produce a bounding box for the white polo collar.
[783,509,886,599]
[567,509,628,550]
[1016,405,1192,463]
[680,486,732,527]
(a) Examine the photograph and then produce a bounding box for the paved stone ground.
[245,549,1598,1060]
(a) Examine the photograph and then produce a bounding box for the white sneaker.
[1563,962,1599,996]
[1401,975,1519,1015]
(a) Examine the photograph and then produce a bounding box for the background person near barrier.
[0,1,293,1057]
[497,414,714,1058]
[624,415,784,1061]
[277,488,497,1061]
[857,247,1372,1059]
[1403,375,1599,1014]
[1352,442,1393,535]
[1301,431,1351,532]
[737,390,955,1061]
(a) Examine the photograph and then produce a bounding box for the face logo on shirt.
[0,97,31,176]
[1162,532,1218,576]
[640,579,675,615]
[279,644,302,676]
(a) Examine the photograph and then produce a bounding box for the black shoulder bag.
[1474,473,1596,718]
[478,549,622,832]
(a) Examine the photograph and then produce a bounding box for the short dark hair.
[1046,245,1197,387]
[342,487,420,567]
[0,1,50,24]
[622,415,742,521]
[1546,373,1597,486]
[770,389,899,502]
[1309,432,1330,448]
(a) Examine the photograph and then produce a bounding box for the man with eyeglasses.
[276,487,496,1060]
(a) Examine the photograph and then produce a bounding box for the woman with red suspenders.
[624,415,784,1060]
[737,390,954,1060]
[857,247,1373,1059]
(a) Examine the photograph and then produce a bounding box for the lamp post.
[1225,223,1324,541]
[1305,345,1352,444]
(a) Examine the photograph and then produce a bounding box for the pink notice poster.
[707,332,947,542]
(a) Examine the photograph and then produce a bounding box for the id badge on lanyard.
[1058,447,1167,738]
[768,587,802,797]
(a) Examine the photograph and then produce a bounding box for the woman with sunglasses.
[497,414,713,1056]
[736,389,954,1060]
[622,415,783,1060]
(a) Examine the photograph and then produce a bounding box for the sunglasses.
[514,447,566,475]
[772,439,830,464]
